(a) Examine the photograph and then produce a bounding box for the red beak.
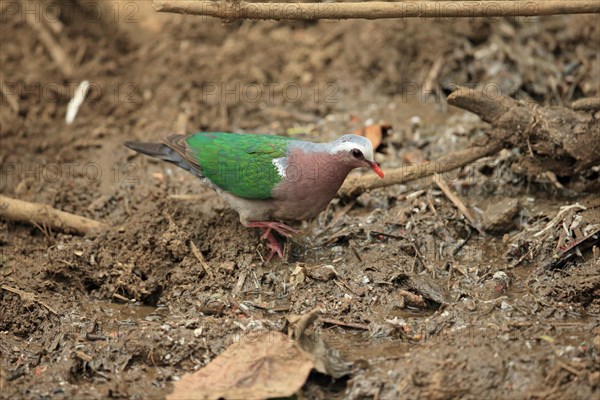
[368,161,384,178]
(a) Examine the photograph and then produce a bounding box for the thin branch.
[168,193,216,201]
[320,318,369,330]
[154,1,600,20]
[1,285,59,315]
[433,173,484,235]
[338,141,503,198]
[571,97,600,111]
[24,1,74,78]
[447,87,600,175]
[0,72,19,113]
[190,240,212,278]
[0,195,105,235]
[533,203,586,238]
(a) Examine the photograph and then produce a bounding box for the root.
[0,195,105,235]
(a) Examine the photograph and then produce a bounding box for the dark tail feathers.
[124,141,181,163]
[124,138,203,178]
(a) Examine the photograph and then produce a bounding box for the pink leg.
[245,221,301,260]
[261,228,283,260]
[245,221,300,238]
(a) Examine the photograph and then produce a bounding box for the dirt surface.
[1,1,600,399]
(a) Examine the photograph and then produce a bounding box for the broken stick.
[189,240,211,277]
[0,72,19,113]
[168,193,216,201]
[571,97,600,112]
[1,285,59,315]
[338,141,502,198]
[447,87,600,176]
[433,173,484,235]
[0,195,105,235]
[24,0,74,78]
[154,1,600,20]
[320,318,369,331]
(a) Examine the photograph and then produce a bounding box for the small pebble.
[306,265,337,282]
[410,115,421,128]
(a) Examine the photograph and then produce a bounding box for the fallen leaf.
[168,331,314,400]
[286,125,314,136]
[353,124,391,150]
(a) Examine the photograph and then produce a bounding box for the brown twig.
[229,297,254,318]
[571,97,600,111]
[113,293,131,303]
[24,1,74,78]
[447,87,600,176]
[338,141,503,198]
[190,240,211,277]
[74,350,93,362]
[423,56,446,104]
[557,361,584,377]
[287,305,324,339]
[1,285,59,315]
[533,203,586,238]
[168,193,216,201]
[0,195,105,235]
[320,318,369,331]
[350,244,363,262]
[0,72,19,113]
[433,173,484,235]
[154,1,600,20]
[546,227,600,269]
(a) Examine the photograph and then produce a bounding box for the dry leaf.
[352,124,391,150]
[168,331,314,400]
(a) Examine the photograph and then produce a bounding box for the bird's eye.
[350,149,364,159]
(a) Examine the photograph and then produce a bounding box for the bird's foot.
[262,228,284,261]
[245,221,300,238]
[245,221,300,260]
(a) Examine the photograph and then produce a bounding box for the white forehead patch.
[329,135,375,162]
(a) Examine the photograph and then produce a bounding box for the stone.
[482,198,520,234]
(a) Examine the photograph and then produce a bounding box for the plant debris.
[1,3,599,399]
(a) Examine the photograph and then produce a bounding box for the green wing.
[185,132,294,199]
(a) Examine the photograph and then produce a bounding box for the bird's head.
[329,134,384,178]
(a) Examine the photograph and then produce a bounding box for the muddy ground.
[1,1,599,399]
